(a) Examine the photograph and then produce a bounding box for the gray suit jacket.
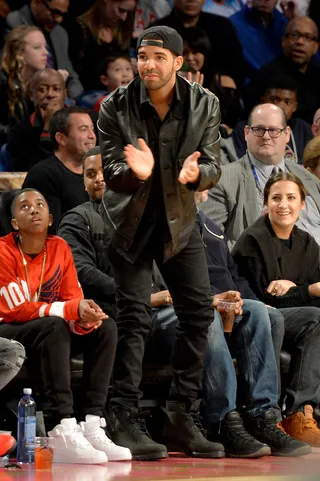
[200,153,320,247]
[6,5,83,99]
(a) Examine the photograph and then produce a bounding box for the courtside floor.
[1,451,320,481]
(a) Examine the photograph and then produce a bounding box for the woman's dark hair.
[263,172,307,205]
[182,27,212,57]
[80,0,136,50]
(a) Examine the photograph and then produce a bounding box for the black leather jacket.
[98,75,221,262]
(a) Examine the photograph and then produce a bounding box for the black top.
[246,56,320,123]
[150,11,246,87]
[7,112,53,171]
[22,155,89,233]
[65,18,127,90]
[232,215,320,308]
[197,210,258,300]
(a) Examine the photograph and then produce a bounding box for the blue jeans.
[0,337,25,391]
[204,300,283,423]
[147,299,283,423]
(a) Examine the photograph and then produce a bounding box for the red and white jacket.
[0,233,91,335]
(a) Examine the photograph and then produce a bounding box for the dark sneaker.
[112,409,168,461]
[162,400,225,458]
[244,409,311,457]
[209,411,271,458]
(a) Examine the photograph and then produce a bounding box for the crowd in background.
[1,0,320,463]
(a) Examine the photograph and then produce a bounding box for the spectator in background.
[246,17,320,124]
[7,69,67,171]
[311,108,320,136]
[232,172,320,446]
[6,0,83,99]
[58,147,116,318]
[303,136,320,179]
[133,0,171,39]
[201,104,320,248]
[232,76,312,164]
[150,0,246,88]
[85,53,134,111]
[0,25,47,147]
[230,0,288,81]
[66,0,136,92]
[22,107,95,232]
[181,27,244,130]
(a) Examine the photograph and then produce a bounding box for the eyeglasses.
[248,126,286,138]
[284,31,318,43]
[42,0,67,20]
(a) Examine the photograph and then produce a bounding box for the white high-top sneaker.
[48,418,108,464]
[80,415,132,461]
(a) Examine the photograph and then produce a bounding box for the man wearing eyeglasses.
[6,0,83,99]
[201,103,320,248]
[246,17,320,124]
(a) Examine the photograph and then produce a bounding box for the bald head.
[248,103,287,129]
[31,68,66,111]
[312,108,320,137]
[282,17,319,69]
[245,103,291,165]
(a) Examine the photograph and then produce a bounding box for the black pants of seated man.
[0,316,117,421]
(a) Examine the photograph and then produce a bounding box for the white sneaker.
[48,418,108,464]
[80,415,132,461]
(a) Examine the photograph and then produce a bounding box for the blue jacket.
[230,5,287,81]
[197,209,257,300]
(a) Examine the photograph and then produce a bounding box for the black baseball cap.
[136,26,183,57]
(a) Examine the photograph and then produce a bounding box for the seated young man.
[0,337,25,457]
[58,150,310,459]
[0,188,131,464]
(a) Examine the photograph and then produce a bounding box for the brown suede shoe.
[282,405,320,447]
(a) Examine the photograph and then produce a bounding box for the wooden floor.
[1,451,320,481]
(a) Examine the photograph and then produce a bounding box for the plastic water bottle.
[17,388,36,463]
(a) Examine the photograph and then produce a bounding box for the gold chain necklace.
[18,239,47,302]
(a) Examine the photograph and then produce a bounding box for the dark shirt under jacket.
[22,155,89,233]
[232,215,320,308]
[121,77,188,262]
[246,56,320,124]
[150,11,246,88]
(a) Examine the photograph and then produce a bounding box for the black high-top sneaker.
[162,400,225,458]
[244,408,311,457]
[112,408,168,460]
[208,410,270,458]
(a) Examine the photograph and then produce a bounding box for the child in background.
[94,53,134,111]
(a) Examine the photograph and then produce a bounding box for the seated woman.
[0,25,48,147]
[66,0,136,92]
[232,172,320,446]
[0,188,131,464]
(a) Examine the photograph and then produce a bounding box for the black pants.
[109,224,214,409]
[279,306,320,412]
[0,316,117,419]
